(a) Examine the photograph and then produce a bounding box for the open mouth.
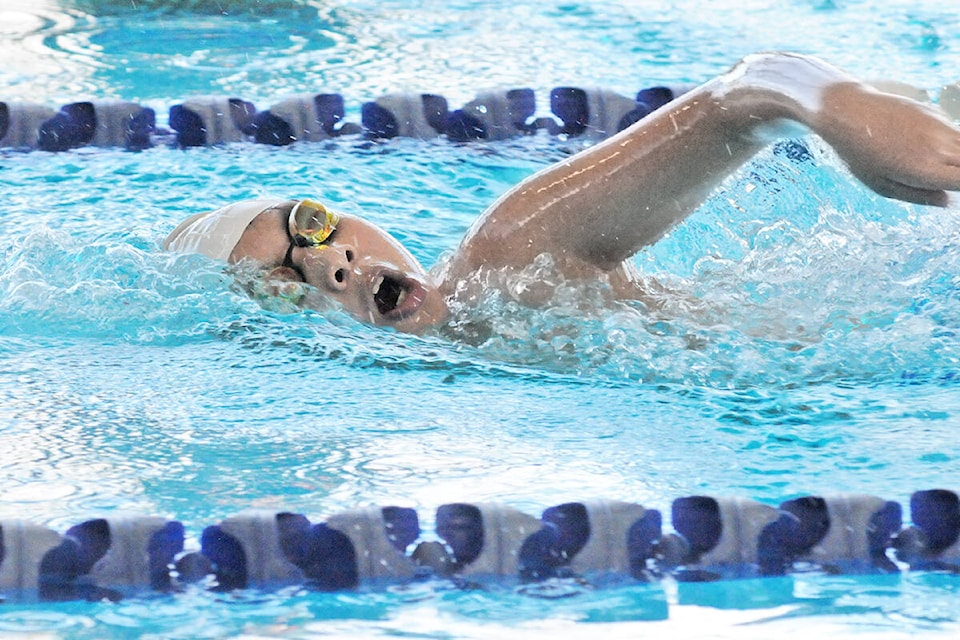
[372,272,427,321]
[373,274,405,314]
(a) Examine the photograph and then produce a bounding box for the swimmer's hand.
[253,266,306,305]
[813,83,960,207]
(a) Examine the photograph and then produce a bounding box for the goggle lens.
[289,199,340,247]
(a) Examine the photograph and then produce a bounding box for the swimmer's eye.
[282,198,340,277]
[288,198,340,248]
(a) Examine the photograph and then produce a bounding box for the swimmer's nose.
[320,243,356,292]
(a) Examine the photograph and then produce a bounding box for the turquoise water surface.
[3,0,960,637]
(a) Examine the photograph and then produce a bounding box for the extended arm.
[451,53,960,276]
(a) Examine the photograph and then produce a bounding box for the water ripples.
[5,141,960,388]
[2,133,960,537]
[7,0,960,108]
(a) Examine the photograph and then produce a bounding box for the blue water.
[3,0,960,637]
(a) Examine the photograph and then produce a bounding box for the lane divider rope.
[2,490,959,602]
[3,80,957,152]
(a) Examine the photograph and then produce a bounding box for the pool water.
[2,0,960,637]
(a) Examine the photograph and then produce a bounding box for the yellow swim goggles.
[282,199,341,273]
[287,198,341,248]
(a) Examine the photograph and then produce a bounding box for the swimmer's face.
[288,213,448,333]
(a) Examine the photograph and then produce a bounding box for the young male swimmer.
[165,53,960,335]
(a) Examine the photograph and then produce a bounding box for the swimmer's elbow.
[718,52,858,130]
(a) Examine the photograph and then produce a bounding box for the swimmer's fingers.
[894,119,960,190]
[844,143,960,207]
[857,126,960,204]
[850,170,950,207]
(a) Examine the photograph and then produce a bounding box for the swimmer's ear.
[264,266,304,282]
[256,266,306,305]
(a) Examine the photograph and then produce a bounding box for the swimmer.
[165,53,960,335]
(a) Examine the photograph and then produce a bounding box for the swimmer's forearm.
[458,52,960,273]
[457,53,844,271]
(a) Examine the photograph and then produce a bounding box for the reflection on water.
[0,360,153,528]
[0,1,100,101]
[0,572,957,639]
[7,0,960,107]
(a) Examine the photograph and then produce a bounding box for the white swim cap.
[163,198,280,261]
